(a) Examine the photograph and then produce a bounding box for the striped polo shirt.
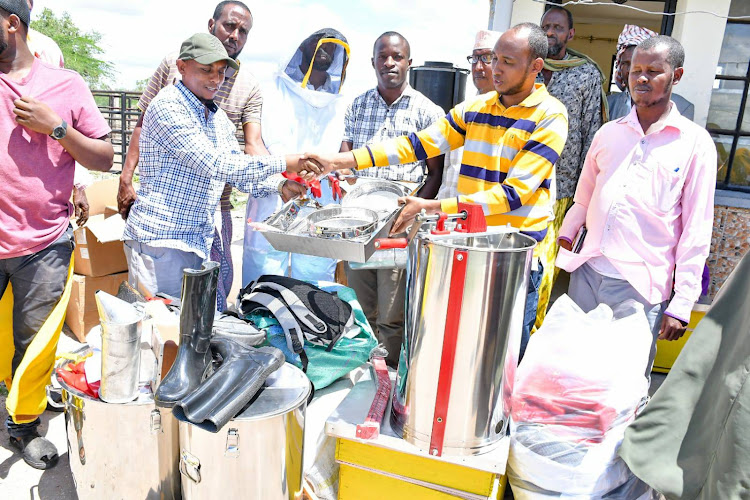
[139,52,262,144]
[352,83,568,241]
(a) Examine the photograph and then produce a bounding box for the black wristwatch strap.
[50,120,68,140]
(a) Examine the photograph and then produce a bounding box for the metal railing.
[92,90,141,169]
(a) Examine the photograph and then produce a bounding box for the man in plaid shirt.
[340,31,444,366]
[123,33,318,299]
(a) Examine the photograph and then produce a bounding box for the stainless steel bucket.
[58,354,180,500]
[99,316,142,403]
[178,362,311,500]
[391,229,536,456]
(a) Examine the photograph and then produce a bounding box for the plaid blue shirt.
[343,85,444,182]
[123,82,286,258]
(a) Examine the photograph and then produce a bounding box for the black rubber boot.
[155,262,220,408]
[172,341,284,432]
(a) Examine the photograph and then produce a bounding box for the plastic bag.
[513,295,651,435]
[508,294,653,498]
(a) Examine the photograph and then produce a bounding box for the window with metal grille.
[707,1,750,192]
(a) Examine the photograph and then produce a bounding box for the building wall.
[709,204,750,298]
[567,23,633,90]
[671,0,731,127]
[508,0,544,27]
[505,0,748,301]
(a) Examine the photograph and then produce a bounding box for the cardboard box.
[72,178,128,277]
[65,271,129,342]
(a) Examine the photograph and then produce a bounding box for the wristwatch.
[49,120,68,140]
[277,178,287,195]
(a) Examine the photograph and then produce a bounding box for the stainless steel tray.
[307,206,380,239]
[257,207,402,263]
[341,179,410,219]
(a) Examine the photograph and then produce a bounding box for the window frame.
[707,18,750,193]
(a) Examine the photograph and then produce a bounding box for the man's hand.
[281,179,308,202]
[299,152,358,179]
[559,238,573,251]
[336,169,358,186]
[285,154,324,182]
[391,196,442,235]
[73,187,89,226]
[658,315,688,341]
[13,96,63,135]
[117,176,137,219]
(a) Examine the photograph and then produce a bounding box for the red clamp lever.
[431,212,450,235]
[456,203,487,233]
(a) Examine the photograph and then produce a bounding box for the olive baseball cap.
[178,33,239,70]
[0,0,30,26]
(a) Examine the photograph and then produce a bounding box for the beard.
[634,78,673,109]
[312,57,333,71]
[496,61,533,96]
[501,79,528,97]
[548,40,565,57]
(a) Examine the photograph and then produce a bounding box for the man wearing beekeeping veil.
[242,28,350,287]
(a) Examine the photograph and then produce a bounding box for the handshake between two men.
[287,151,439,235]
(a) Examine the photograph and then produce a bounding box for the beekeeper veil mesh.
[283,28,349,95]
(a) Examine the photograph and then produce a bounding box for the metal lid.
[234,363,311,421]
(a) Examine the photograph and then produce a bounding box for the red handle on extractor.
[282,171,322,198]
[374,238,408,250]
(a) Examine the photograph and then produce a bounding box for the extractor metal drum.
[391,230,536,456]
[58,359,180,500]
[178,362,311,500]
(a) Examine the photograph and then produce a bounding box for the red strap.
[429,249,468,456]
[356,356,392,440]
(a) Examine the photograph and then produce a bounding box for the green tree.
[30,8,114,88]
[133,77,150,92]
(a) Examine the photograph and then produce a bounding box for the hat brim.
[193,54,239,71]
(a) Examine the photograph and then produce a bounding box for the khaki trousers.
[345,264,405,366]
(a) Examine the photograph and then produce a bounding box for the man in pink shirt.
[0,0,113,469]
[556,36,716,374]
[25,0,91,225]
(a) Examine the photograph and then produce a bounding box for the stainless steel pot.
[178,362,311,500]
[58,351,180,500]
[391,228,536,456]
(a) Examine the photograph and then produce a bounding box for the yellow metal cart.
[652,304,710,373]
[325,371,508,499]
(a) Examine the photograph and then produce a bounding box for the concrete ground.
[0,332,81,499]
[0,206,250,500]
[0,203,668,498]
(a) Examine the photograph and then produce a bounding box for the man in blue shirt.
[123,33,317,298]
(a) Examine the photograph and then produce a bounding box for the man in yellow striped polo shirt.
[304,23,569,360]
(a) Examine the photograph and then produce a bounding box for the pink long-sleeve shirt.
[556,104,716,322]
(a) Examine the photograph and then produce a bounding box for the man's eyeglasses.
[467,54,493,65]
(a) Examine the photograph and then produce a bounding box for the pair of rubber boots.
[154,262,283,432]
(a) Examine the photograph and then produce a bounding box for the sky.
[32,0,491,99]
